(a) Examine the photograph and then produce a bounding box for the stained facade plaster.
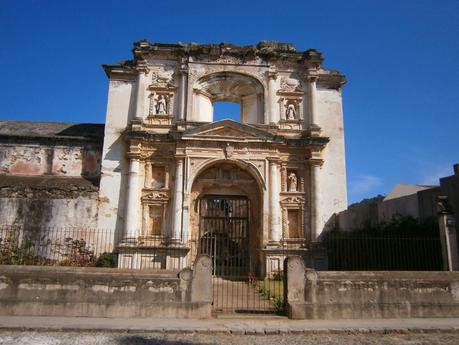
[99,40,348,273]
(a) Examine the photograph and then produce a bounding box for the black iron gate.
[198,195,250,277]
[198,195,284,314]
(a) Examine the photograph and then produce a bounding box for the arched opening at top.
[213,101,241,122]
[191,72,264,124]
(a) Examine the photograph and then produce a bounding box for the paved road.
[0,331,459,345]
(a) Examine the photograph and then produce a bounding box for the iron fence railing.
[0,225,120,267]
[0,225,446,271]
[323,233,443,270]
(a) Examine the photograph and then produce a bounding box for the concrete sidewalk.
[0,316,458,334]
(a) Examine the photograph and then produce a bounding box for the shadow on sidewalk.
[119,335,210,345]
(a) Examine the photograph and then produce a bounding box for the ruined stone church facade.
[98,41,347,274]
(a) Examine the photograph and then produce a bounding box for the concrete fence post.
[284,256,306,319]
[190,255,213,304]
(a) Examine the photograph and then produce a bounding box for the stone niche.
[146,204,163,237]
[281,168,306,243]
[150,165,166,189]
[145,67,177,127]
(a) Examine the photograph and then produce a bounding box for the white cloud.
[348,174,383,199]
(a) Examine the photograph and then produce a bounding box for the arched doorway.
[190,161,277,313]
[189,162,262,276]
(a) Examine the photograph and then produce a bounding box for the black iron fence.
[0,225,120,267]
[323,232,443,270]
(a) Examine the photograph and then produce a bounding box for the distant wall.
[0,255,212,319]
[285,256,459,319]
[338,187,443,231]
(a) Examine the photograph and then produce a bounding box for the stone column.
[164,164,170,189]
[171,157,184,241]
[125,156,141,239]
[178,66,188,121]
[307,75,319,131]
[282,207,288,239]
[142,204,149,236]
[269,159,281,243]
[310,164,321,241]
[135,70,148,120]
[144,162,151,188]
[281,163,287,192]
[268,71,278,124]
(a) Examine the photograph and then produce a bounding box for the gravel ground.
[0,331,458,345]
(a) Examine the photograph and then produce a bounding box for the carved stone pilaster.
[281,162,287,192]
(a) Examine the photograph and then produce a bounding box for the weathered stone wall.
[0,121,104,230]
[0,143,101,179]
[285,256,459,319]
[0,255,212,318]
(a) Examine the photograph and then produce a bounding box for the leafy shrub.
[53,237,96,267]
[272,296,284,312]
[0,236,48,265]
[95,252,118,267]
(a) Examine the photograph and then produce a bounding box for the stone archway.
[189,161,263,275]
[190,72,265,124]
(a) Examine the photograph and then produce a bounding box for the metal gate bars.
[198,195,284,314]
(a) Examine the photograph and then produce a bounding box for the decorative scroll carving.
[281,195,305,205]
[151,69,175,87]
[280,76,302,92]
[215,56,242,64]
[142,191,169,203]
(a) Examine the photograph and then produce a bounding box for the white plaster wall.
[97,79,135,233]
[315,88,348,236]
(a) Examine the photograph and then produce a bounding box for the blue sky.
[1,0,458,204]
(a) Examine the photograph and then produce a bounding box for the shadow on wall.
[101,135,128,240]
[118,336,202,345]
[56,124,105,140]
[57,123,105,186]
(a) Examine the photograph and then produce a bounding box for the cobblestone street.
[0,331,458,345]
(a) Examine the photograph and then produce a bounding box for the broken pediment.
[182,120,277,142]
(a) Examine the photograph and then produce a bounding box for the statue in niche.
[155,95,167,115]
[288,172,298,192]
[286,103,296,120]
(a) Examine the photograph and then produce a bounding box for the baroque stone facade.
[99,40,348,274]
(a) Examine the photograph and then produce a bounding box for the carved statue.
[155,95,167,115]
[286,103,296,120]
[288,172,298,192]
